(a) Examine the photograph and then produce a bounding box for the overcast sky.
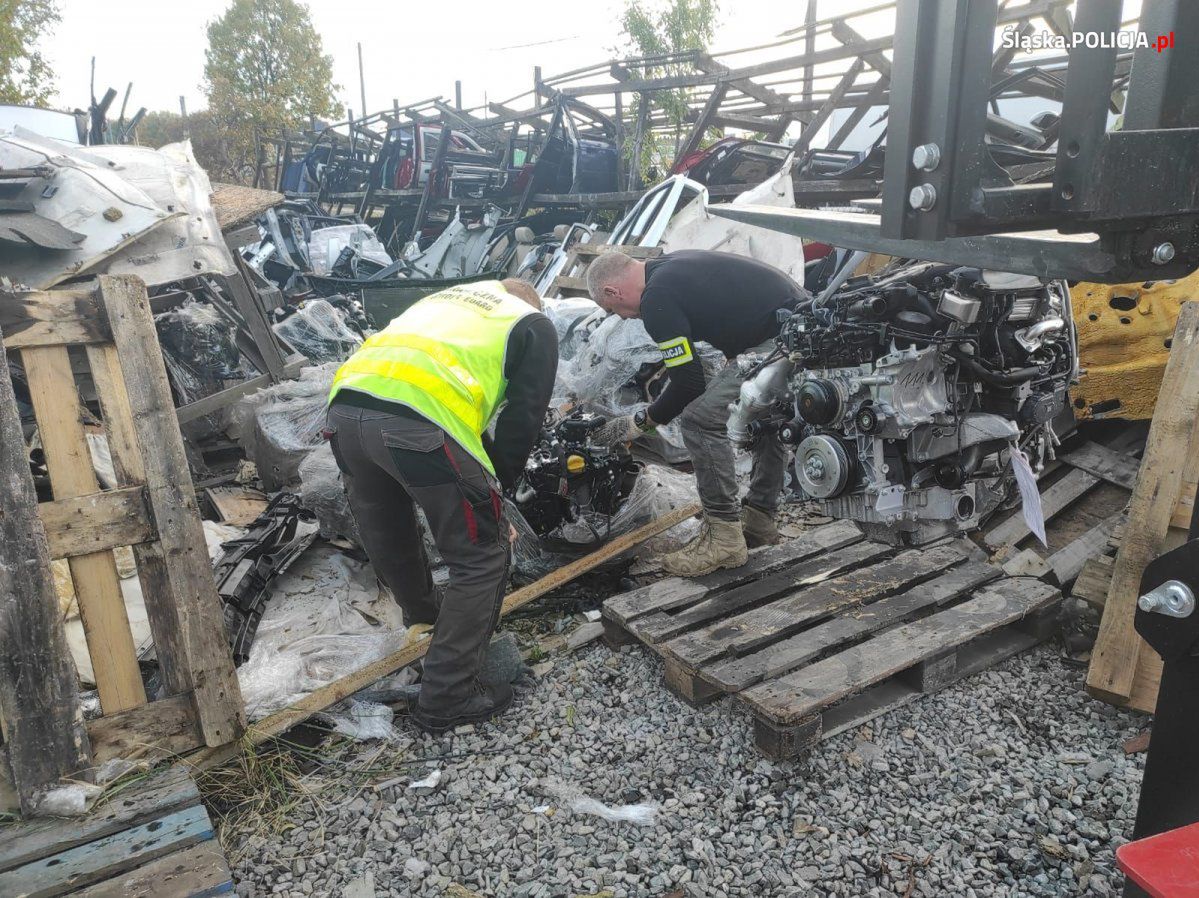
[48,0,835,118]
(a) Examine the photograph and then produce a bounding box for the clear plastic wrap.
[307,224,392,275]
[509,462,700,580]
[551,313,724,462]
[298,441,360,543]
[154,299,248,406]
[232,363,338,491]
[540,297,603,361]
[272,298,365,364]
[236,545,407,721]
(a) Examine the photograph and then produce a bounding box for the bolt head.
[909,183,937,212]
[912,143,941,171]
[1152,242,1176,264]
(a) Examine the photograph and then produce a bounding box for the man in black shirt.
[587,250,806,576]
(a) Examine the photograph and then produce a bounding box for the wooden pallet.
[0,766,232,897]
[0,276,244,815]
[603,521,1061,759]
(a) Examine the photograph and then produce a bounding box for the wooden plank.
[40,486,154,559]
[604,519,863,626]
[572,243,663,259]
[70,841,233,898]
[1060,442,1140,490]
[1047,512,1125,585]
[1089,302,1199,703]
[0,766,198,872]
[744,577,1060,725]
[85,693,202,766]
[664,543,969,671]
[97,275,245,747]
[0,288,110,348]
[675,82,729,166]
[23,343,146,713]
[0,333,92,816]
[205,486,268,527]
[1173,476,1197,530]
[1072,554,1114,608]
[188,502,702,772]
[703,561,1004,693]
[632,539,891,645]
[0,804,213,897]
[984,466,1100,551]
[791,58,867,156]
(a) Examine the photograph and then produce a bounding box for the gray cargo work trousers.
[325,403,509,712]
[677,358,788,522]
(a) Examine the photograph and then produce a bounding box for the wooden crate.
[0,275,244,815]
[603,521,1061,760]
[0,766,232,897]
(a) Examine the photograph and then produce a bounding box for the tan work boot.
[741,503,781,548]
[659,517,749,577]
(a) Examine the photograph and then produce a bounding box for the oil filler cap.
[566,454,587,474]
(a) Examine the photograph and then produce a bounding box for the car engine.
[510,410,641,548]
[727,262,1077,544]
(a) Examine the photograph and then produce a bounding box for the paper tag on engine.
[1009,448,1047,547]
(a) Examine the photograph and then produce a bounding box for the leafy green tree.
[134,110,229,182]
[202,0,339,183]
[618,0,719,185]
[0,0,60,105]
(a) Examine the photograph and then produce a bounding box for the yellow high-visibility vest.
[328,281,536,475]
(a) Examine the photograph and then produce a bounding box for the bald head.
[585,251,646,319]
[500,278,542,310]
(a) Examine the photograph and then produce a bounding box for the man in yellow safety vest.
[327,278,557,732]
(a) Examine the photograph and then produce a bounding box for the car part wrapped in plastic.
[272,297,365,363]
[232,363,337,490]
[155,298,248,406]
[298,441,361,543]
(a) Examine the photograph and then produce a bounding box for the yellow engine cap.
[566,454,586,474]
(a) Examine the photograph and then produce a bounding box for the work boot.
[658,517,748,577]
[411,680,513,735]
[741,503,781,548]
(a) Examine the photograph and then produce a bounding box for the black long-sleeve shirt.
[640,250,807,424]
[334,313,558,489]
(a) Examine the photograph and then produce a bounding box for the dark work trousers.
[325,403,510,712]
[677,356,788,522]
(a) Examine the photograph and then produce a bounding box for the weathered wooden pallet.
[602,521,1061,759]
[0,766,233,897]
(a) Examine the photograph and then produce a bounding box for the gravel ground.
[224,638,1146,898]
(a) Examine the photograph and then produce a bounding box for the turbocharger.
[726,357,794,446]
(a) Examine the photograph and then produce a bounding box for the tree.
[202,0,339,184]
[618,0,720,185]
[134,110,229,182]
[0,0,60,105]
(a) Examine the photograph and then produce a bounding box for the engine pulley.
[797,379,842,425]
[796,434,852,499]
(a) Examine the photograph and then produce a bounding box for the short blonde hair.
[585,250,636,303]
[500,278,542,310]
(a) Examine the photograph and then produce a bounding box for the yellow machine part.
[1071,270,1199,420]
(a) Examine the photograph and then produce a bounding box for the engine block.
[728,262,1077,544]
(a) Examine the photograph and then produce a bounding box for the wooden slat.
[23,344,145,713]
[1060,442,1140,490]
[664,542,969,671]
[744,577,1061,725]
[0,804,213,897]
[1089,302,1199,703]
[0,288,110,348]
[632,539,891,645]
[1072,555,1114,607]
[0,766,198,872]
[604,520,863,626]
[0,334,92,816]
[96,275,246,747]
[188,502,701,773]
[40,486,154,559]
[85,692,202,766]
[1047,512,1125,585]
[69,841,233,898]
[983,467,1102,552]
[702,561,1004,693]
[1173,476,1197,530]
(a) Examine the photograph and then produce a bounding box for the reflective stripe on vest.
[328,281,536,475]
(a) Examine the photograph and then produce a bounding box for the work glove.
[591,413,643,447]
